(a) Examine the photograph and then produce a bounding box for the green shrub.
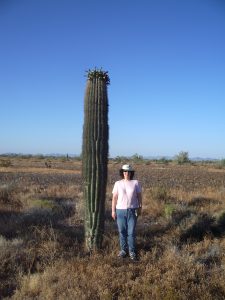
[216,159,225,169]
[174,151,190,165]
[156,157,171,164]
[164,204,176,219]
[131,153,144,162]
[217,210,225,227]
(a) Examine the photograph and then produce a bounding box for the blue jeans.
[116,209,137,254]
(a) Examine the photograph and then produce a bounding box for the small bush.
[216,159,225,169]
[0,236,25,298]
[217,211,225,228]
[151,186,170,202]
[174,151,190,165]
[156,157,171,164]
[164,204,176,219]
[0,183,23,208]
[0,159,12,167]
[0,184,16,204]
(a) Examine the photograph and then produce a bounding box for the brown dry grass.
[0,158,225,299]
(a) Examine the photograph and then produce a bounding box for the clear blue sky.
[1,0,225,159]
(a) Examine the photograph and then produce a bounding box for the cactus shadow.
[179,213,225,244]
[0,197,84,245]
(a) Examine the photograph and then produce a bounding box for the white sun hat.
[121,164,133,171]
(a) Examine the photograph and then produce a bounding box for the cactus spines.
[85,68,110,85]
[82,68,109,251]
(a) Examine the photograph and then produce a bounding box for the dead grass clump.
[187,195,223,217]
[186,188,225,215]
[188,196,221,208]
[142,188,166,219]
[0,236,27,298]
[150,186,171,202]
[22,226,61,273]
[0,183,23,209]
[40,184,81,200]
[0,158,12,167]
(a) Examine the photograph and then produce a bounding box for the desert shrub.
[113,156,129,163]
[216,210,225,230]
[131,153,144,162]
[164,203,176,220]
[142,188,166,219]
[150,186,170,202]
[17,154,32,159]
[0,183,23,208]
[0,159,12,167]
[216,159,225,169]
[34,154,45,159]
[0,184,12,203]
[156,157,171,164]
[174,151,190,164]
[0,236,26,298]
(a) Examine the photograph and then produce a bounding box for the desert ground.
[0,156,225,299]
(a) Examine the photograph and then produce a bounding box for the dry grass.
[0,158,225,299]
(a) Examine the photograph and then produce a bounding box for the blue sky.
[0,0,225,158]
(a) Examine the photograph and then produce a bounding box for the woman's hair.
[119,169,135,179]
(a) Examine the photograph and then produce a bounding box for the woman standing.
[112,164,142,260]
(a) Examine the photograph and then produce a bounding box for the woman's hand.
[112,211,117,220]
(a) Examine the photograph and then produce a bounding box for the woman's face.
[123,170,131,180]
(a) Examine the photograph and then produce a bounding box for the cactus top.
[86,68,110,85]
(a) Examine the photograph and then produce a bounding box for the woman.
[112,164,142,260]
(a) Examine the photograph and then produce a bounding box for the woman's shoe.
[117,250,127,258]
[129,252,138,261]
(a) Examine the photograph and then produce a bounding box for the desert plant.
[0,159,12,167]
[151,186,170,202]
[156,157,170,164]
[113,156,129,163]
[164,203,176,220]
[174,151,190,164]
[82,68,109,251]
[217,210,225,229]
[216,158,225,169]
[131,153,144,162]
[0,183,23,208]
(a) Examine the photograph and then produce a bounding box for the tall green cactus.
[82,68,109,251]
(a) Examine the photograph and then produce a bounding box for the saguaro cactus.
[82,68,109,251]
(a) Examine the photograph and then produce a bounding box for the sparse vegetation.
[0,157,225,299]
[216,158,225,169]
[174,151,190,164]
[0,159,12,167]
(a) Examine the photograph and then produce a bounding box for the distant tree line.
[0,152,224,167]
